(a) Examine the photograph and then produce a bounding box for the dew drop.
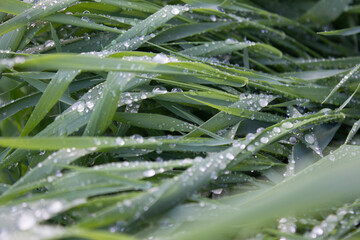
[153,53,170,63]
[260,137,269,143]
[282,122,293,129]
[115,137,125,146]
[259,98,268,107]
[304,134,315,144]
[143,169,156,177]
[86,101,94,110]
[211,188,223,195]
[17,214,36,231]
[48,201,63,213]
[273,127,281,133]
[312,226,324,236]
[152,87,167,94]
[247,144,255,152]
[77,102,84,113]
[225,38,237,44]
[225,152,234,160]
[171,8,180,15]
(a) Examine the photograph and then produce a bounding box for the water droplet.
[259,99,268,107]
[115,137,125,146]
[77,102,84,113]
[123,199,132,207]
[81,16,90,22]
[225,38,237,44]
[225,152,234,160]
[48,201,63,213]
[211,188,223,195]
[132,134,144,143]
[289,136,297,143]
[273,127,281,133]
[17,214,36,231]
[312,226,323,236]
[171,88,183,93]
[143,169,156,177]
[152,87,167,94]
[246,133,255,141]
[260,137,269,143]
[86,101,94,110]
[171,8,180,15]
[247,144,255,152]
[210,15,217,22]
[123,41,130,48]
[282,122,293,129]
[153,53,170,63]
[304,134,315,144]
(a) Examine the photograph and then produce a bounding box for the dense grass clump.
[1,0,360,239]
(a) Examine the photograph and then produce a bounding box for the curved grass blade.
[299,0,352,25]
[180,40,282,58]
[101,0,160,13]
[318,26,360,36]
[77,111,344,229]
[322,64,360,104]
[21,77,73,103]
[280,69,350,81]
[0,28,26,60]
[0,0,78,36]
[21,69,80,136]
[0,93,41,121]
[114,112,196,133]
[1,148,93,202]
[345,120,360,144]
[105,5,189,50]
[151,22,232,43]
[167,145,360,240]
[0,87,170,168]
[84,72,135,136]
[187,95,283,123]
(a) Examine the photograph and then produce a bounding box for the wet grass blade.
[84,72,135,136]
[0,0,78,36]
[21,70,80,136]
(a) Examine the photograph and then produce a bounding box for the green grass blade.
[114,112,196,133]
[0,137,230,151]
[105,5,189,50]
[318,26,360,36]
[299,0,352,25]
[322,64,360,104]
[50,23,61,53]
[84,72,135,136]
[77,111,344,228]
[21,70,80,136]
[168,145,360,239]
[0,0,78,36]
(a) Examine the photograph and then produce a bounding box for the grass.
[0,0,360,239]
